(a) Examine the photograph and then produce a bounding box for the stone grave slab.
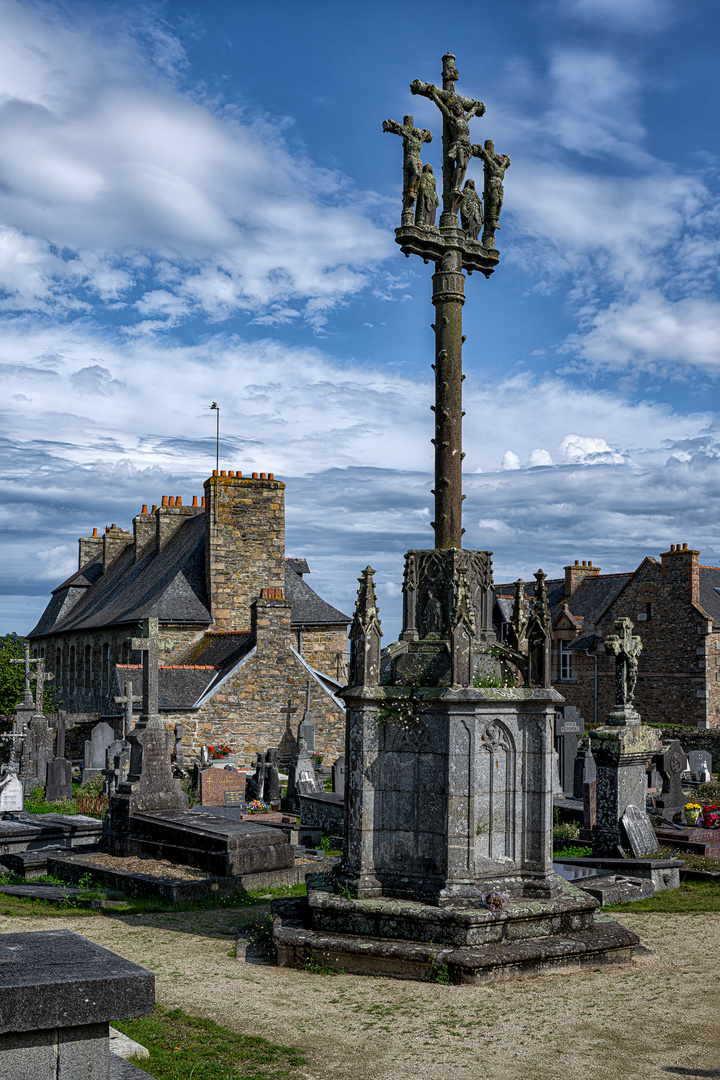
[199,767,246,806]
[0,929,154,1080]
[332,755,345,794]
[0,772,24,811]
[622,803,659,857]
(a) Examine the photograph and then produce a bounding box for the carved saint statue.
[459,178,483,241]
[382,115,433,226]
[471,139,510,246]
[605,617,642,709]
[415,164,439,227]
[423,587,443,636]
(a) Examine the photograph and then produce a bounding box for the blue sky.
[2,0,720,642]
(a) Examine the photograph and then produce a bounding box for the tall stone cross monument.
[377,53,514,688]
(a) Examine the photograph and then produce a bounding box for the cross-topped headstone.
[130,617,171,720]
[30,658,54,717]
[605,617,642,712]
[10,643,37,708]
[115,680,142,739]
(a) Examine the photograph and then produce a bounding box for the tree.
[0,634,56,715]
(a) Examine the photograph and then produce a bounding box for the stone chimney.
[156,495,204,551]
[203,471,285,630]
[133,504,156,562]
[78,528,102,570]
[564,559,600,598]
[660,542,700,605]
[103,524,133,571]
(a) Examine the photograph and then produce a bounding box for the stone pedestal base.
[272,878,638,984]
[590,723,659,857]
[342,684,563,904]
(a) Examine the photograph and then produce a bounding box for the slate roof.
[699,566,720,625]
[493,572,631,636]
[115,664,218,710]
[181,631,254,668]
[284,563,350,626]
[29,514,211,637]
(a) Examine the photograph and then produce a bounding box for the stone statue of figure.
[605,617,643,708]
[423,587,443,636]
[425,90,485,196]
[471,139,510,246]
[382,114,433,226]
[415,164,439,227]
[459,179,483,241]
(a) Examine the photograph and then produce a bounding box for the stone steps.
[272,898,638,984]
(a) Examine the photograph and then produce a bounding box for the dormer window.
[559,641,573,681]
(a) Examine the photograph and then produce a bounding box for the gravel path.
[3,907,718,1079]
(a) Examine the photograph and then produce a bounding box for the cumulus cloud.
[527,449,553,467]
[0,1,389,327]
[502,451,521,470]
[558,434,626,465]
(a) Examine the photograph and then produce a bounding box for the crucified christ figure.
[382,114,433,225]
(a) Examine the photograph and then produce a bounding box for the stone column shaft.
[432,242,464,550]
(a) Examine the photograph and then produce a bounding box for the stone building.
[494,543,720,730]
[28,472,350,765]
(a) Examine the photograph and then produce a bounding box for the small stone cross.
[115,679,142,739]
[605,616,642,708]
[130,617,171,720]
[0,727,25,770]
[30,658,54,716]
[10,643,37,707]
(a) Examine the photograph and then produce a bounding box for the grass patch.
[607,879,720,913]
[554,844,592,859]
[113,1004,306,1079]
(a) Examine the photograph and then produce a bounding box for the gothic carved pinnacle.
[349,566,383,687]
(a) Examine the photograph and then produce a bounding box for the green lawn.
[607,879,720,913]
[114,1005,306,1080]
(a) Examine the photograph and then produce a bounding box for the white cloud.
[562,0,673,29]
[558,434,626,465]
[527,448,553,467]
[501,451,521,470]
[0,1,390,327]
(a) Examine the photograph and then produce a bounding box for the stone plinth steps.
[272,874,638,983]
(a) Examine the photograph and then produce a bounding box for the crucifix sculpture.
[385,53,509,550]
[31,658,54,717]
[130,617,170,721]
[605,617,642,710]
[115,679,142,739]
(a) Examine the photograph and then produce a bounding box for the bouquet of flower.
[483,890,505,911]
[700,804,720,829]
[208,744,233,760]
[685,802,701,825]
[246,800,270,814]
[311,752,324,768]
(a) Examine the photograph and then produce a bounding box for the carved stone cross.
[382,114,433,226]
[115,679,142,739]
[30,658,54,717]
[10,643,37,707]
[605,616,642,709]
[130,617,171,720]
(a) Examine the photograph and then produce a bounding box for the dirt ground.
[3,905,719,1080]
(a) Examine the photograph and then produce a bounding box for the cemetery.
[0,37,719,1080]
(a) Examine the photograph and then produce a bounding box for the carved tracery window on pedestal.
[477,720,516,863]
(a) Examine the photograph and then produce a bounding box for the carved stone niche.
[390,548,496,687]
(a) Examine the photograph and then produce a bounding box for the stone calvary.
[272,53,639,982]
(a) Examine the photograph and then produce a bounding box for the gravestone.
[688,749,712,783]
[45,758,71,802]
[573,737,596,800]
[199,767,246,807]
[298,681,316,754]
[282,733,323,813]
[554,706,584,796]
[654,740,688,821]
[265,749,282,803]
[174,721,184,768]
[332,755,346,795]
[0,772,24,812]
[246,751,266,802]
[83,721,116,783]
[104,738,129,796]
[583,777,596,831]
[22,715,54,793]
[621,803,659,858]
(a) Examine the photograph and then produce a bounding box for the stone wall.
[296,626,348,683]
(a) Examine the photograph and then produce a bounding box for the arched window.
[102,643,110,695]
[68,645,76,695]
[84,644,92,691]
